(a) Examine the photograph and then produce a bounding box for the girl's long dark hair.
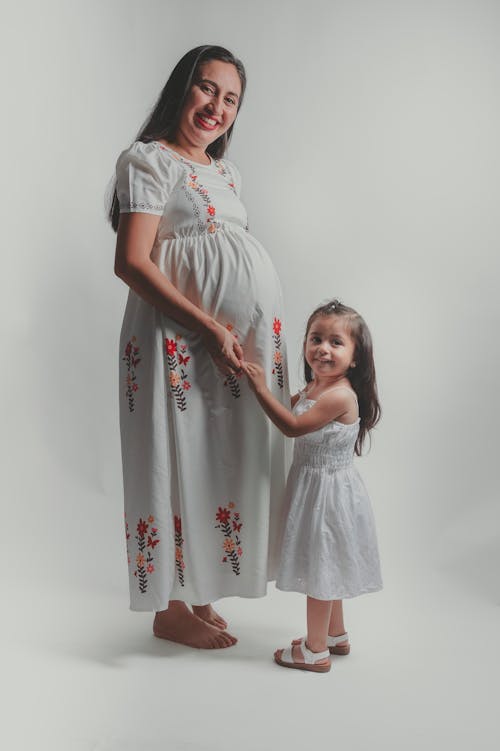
[303,300,381,455]
[108,45,246,232]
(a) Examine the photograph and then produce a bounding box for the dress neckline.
[152,141,215,168]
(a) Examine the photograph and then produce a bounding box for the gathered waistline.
[291,458,354,472]
[161,220,248,240]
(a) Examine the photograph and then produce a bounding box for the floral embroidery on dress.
[174,515,186,586]
[214,160,238,196]
[222,323,242,398]
[123,336,141,412]
[271,318,284,389]
[215,502,243,575]
[128,514,160,594]
[165,335,191,411]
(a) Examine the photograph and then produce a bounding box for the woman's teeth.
[197,114,218,128]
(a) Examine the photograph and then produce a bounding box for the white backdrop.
[2,1,499,749]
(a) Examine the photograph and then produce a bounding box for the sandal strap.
[327,632,349,647]
[299,637,330,664]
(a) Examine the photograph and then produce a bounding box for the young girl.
[243,299,382,672]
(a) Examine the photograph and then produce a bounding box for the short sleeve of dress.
[115,141,174,215]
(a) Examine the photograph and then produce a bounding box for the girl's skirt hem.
[275,582,383,601]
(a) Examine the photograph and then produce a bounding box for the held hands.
[201,320,244,375]
[241,361,267,394]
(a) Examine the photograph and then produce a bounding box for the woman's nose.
[206,96,223,116]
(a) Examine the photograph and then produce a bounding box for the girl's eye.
[225,96,236,106]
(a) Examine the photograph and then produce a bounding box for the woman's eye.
[225,97,236,106]
[201,84,215,95]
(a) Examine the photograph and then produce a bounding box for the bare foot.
[192,604,228,630]
[153,602,237,649]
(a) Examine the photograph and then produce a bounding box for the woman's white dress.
[116,141,289,611]
[276,390,382,600]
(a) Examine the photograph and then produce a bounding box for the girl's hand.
[201,321,244,375]
[242,361,267,393]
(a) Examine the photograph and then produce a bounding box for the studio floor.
[4,562,499,750]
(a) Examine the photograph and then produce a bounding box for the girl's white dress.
[276,389,382,600]
[116,141,289,611]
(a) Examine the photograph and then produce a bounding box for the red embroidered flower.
[183,381,191,391]
[147,564,155,574]
[125,342,132,356]
[137,519,149,537]
[132,383,139,391]
[216,506,231,524]
[174,515,182,533]
[166,338,177,355]
[273,318,282,335]
[237,547,243,557]
[232,521,242,533]
[207,205,216,216]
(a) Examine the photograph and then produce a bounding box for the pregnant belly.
[155,227,281,330]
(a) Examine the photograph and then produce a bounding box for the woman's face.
[176,60,242,150]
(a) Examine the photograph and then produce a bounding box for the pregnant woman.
[109,45,289,648]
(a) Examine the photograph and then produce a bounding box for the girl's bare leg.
[328,600,349,646]
[153,601,236,649]
[192,604,228,630]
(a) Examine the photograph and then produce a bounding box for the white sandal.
[327,632,350,655]
[274,637,331,673]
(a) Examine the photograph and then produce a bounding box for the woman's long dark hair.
[108,45,246,232]
[303,300,381,455]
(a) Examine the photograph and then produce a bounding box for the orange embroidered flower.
[223,538,235,553]
[274,351,282,365]
[237,547,243,557]
[148,515,155,523]
[175,547,183,561]
[208,223,217,233]
[136,553,145,567]
[147,564,155,574]
[228,501,235,509]
[169,371,181,387]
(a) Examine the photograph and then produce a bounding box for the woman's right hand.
[201,320,244,375]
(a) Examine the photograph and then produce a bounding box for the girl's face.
[177,60,242,150]
[305,314,356,381]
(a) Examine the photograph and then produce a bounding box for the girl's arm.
[115,213,243,374]
[243,363,351,437]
